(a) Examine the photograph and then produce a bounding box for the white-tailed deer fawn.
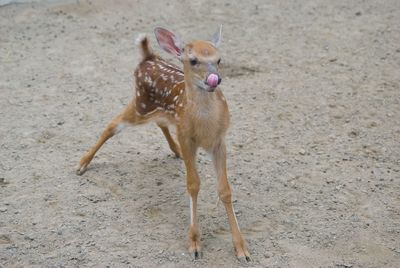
[76,26,250,261]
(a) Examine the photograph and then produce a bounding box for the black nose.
[218,77,222,85]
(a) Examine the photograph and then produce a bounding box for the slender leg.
[212,141,250,261]
[157,124,182,158]
[76,100,138,175]
[178,134,201,259]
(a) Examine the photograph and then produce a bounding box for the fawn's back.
[133,38,186,122]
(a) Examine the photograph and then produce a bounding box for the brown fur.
[76,32,250,261]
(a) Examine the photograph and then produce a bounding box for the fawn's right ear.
[154,27,184,57]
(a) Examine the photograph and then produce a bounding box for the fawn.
[76,26,250,261]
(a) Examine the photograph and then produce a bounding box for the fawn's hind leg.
[76,100,139,175]
[157,124,182,158]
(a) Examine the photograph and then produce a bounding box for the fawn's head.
[155,26,222,92]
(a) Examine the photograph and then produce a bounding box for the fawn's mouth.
[206,73,221,88]
[197,83,217,92]
[195,80,216,92]
[197,73,221,92]
[193,73,221,92]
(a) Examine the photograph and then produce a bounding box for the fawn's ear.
[210,25,222,48]
[154,27,184,57]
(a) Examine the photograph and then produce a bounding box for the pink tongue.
[206,73,219,87]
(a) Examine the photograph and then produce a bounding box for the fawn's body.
[77,27,250,261]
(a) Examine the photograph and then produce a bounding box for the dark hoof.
[191,250,202,260]
[238,255,251,263]
[76,164,88,176]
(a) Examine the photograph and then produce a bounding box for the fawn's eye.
[190,58,198,66]
[217,58,221,65]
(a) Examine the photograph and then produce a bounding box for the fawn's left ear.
[210,25,222,48]
[154,27,184,57]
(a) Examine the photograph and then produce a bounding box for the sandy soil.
[1,0,400,267]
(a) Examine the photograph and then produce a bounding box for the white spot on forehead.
[189,52,219,62]
[141,103,146,109]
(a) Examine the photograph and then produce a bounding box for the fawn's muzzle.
[205,73,221,89]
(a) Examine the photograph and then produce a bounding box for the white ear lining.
[211,25,222,48]
[172,35,184,55]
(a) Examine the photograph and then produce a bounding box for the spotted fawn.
[76,26,250,261]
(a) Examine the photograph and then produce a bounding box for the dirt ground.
[1,0,399,267]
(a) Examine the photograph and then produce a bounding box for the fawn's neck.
[185,78,218,101]
[184,81,221,123]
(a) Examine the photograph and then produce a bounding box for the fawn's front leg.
[212,141,250,261]
[178,135,201,259]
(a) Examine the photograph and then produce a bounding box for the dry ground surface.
[1,0,400,267]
